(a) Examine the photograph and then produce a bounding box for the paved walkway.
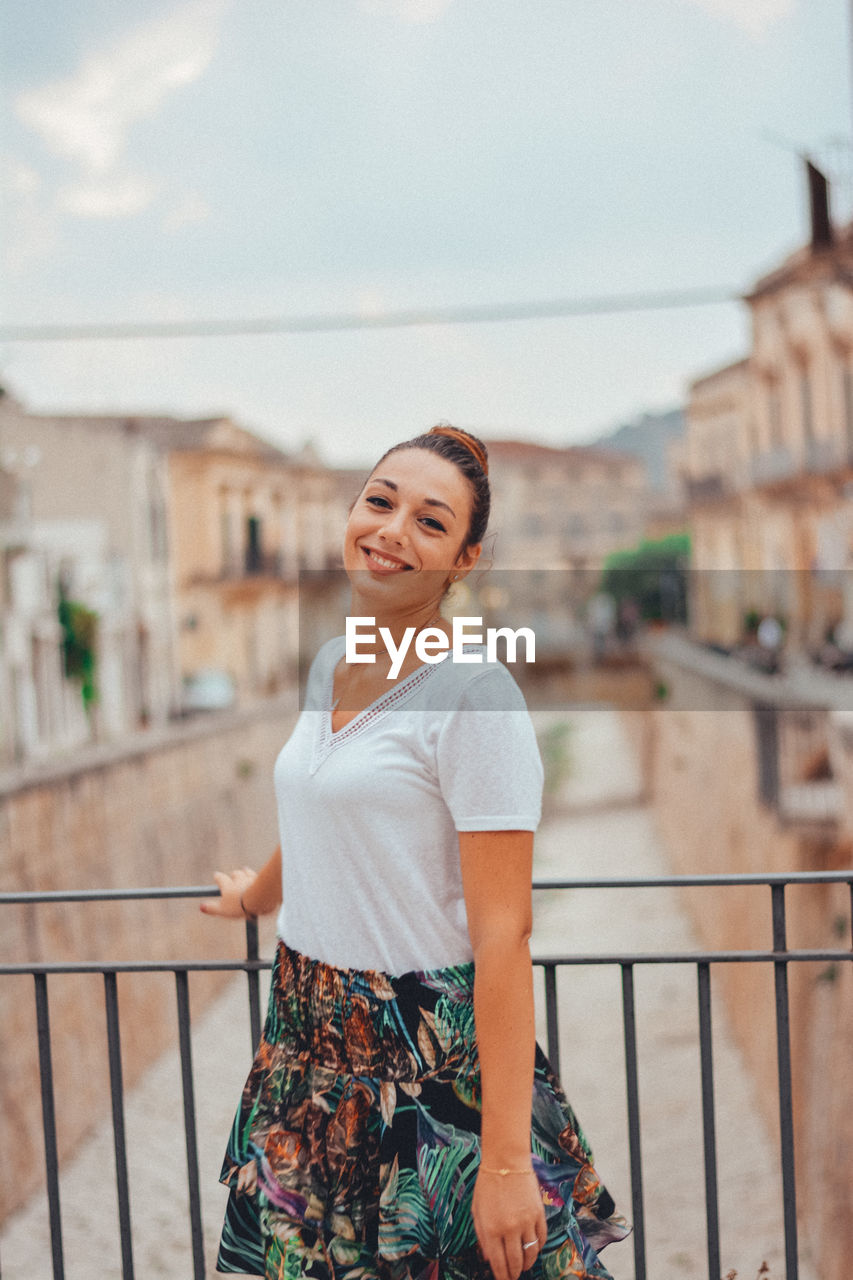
[1,711,817,1280]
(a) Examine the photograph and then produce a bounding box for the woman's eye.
[421,517,446,532]
[365,495,391,508]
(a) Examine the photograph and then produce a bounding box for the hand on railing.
[200,867,258,919]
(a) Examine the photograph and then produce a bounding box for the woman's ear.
[454,542,482,580]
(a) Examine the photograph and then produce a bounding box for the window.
[767,380,783,450]
[799,365,814,444]
[842,359,853,458]
[245,516,263,573]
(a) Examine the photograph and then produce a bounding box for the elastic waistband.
[268,939,477,1081]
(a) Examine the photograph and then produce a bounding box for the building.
[684,169,853,655]
[0,391,357,765]
[149,419,354,701]
[0,391,177,764]
[465,439,649,658]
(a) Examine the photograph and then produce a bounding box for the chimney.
[806,158,833,251]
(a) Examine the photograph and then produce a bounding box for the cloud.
[1,157,59,275]
[58,175,159,219]
[16,0,228,174]
[358,0,456,24]
[684,0,795,37]
[162,191,211,233]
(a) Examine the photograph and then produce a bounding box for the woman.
[202,425,628,1280]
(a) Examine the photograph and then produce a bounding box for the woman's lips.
[362,546,412,572]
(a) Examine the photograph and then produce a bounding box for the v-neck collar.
[309,644,437,772]
[309,637,480,773]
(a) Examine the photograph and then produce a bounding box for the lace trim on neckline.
[310,643,483,773]
[312,662,437,773]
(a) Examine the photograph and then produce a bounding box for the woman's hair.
[369,424,491,550]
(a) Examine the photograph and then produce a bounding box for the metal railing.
[2,871,852,1280]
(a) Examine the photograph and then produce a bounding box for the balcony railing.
[750,446,796,487]
[683,471,733,503]
[2,874,852,1280]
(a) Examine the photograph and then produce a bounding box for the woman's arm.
[459,829,547,1280]
[199,846,282,919]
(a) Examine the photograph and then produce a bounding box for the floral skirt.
[217,940,629,1279]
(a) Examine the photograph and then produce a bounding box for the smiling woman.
[200,424,629,1280]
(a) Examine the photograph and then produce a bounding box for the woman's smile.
[361,545,413,573]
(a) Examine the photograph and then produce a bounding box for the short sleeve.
[435,663,544,832]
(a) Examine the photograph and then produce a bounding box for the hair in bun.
[426,424,489,477]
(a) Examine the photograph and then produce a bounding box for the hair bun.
[427,424,489,476]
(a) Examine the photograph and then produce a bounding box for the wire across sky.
[0,285,739,344]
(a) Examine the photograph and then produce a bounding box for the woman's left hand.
[200,866,257,918]
[472,1166,547,1280]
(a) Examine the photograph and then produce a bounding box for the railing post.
[245,915,262,1050]
[104,971,135,1280]
[34,973,65,1280]
[754,703,780,808]
[543,963,561,1079]
[175,969,205,1280]
[621,964,647,1280]
[696,962,720,1280]
[771,882,799,1280]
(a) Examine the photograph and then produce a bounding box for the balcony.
[684,471,734,503]
[803,435,853,476]
[750,446,796,487]
[2,875,850,1280]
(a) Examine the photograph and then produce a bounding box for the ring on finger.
[522,1240,538,1250]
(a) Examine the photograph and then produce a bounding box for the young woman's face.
[343,447,481,610]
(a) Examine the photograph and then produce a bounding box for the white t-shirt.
[273,635,544,973]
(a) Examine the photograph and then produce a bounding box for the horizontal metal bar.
[2,949,852,977]
[531,871,853,889]
[0,960,270,975]
[2,869,852,907]
[0,886,218,905]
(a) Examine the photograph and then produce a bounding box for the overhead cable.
[0,285,739,343]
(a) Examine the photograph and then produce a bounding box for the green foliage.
[57,596,99,708]
[601,532,690,623]
[537,719,573,796]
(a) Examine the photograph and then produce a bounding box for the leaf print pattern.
[217,941,629,1279]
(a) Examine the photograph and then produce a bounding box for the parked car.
[181,668,237,713]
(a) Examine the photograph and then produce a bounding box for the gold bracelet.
[479,1166,534,1176]
[239,893,257,921]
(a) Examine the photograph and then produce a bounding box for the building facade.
[0,392,177,765]
[684,221,853,653]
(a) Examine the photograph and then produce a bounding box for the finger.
[487,1242,510,1280]
[520,1239,540,1271]
[503,1235,524,1280]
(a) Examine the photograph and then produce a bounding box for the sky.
[1,0,850,466]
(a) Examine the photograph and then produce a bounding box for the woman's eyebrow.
[369,477,456,519]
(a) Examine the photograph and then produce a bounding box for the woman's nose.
[377,508,408,543]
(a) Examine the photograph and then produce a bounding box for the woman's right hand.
[200,866,258,918]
